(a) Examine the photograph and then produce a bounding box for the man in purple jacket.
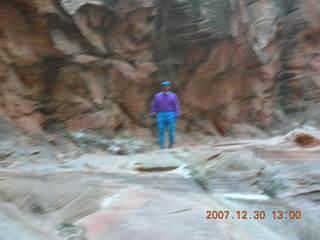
[151,81,181,149]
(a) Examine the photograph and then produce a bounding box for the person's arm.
[151,95,157,115]
[173,94,181,117]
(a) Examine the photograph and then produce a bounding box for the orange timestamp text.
[206,210,302,220]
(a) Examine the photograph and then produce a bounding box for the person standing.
[151,81,181,149]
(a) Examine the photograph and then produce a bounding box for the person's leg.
[160,112,168,149]
[164,121,169,148]
[168,112,176,148]
[156,113,165,149]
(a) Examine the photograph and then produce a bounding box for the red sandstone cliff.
[0,0,320,138]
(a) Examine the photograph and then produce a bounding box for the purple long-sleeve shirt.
[151,92,181,116]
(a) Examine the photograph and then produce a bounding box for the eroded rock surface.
[1,2,320,239]
[1,0,320,139]
[0,132,319,240]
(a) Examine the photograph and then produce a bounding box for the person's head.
[160,81,171,92]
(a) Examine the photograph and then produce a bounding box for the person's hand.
[150,112,156,120]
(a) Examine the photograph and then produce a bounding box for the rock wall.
[0,0,320,137]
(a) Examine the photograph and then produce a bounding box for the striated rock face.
[0,0,319,137]
[0,134,319,240]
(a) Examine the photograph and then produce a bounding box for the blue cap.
[160,81,171,86]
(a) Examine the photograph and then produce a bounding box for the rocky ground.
[0,129,319,240]
[1,1,320,239]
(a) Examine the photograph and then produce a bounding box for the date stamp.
[206,210,301,220]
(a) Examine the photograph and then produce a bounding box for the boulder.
[134,152,185,171]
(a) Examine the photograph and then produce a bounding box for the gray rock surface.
[0,134,319,239]
[133,151,185,171]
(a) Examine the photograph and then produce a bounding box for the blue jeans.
[156,111,176,149]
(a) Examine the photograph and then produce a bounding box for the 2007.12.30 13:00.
[206,210,301,220]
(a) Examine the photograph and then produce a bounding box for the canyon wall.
[1,0,320,138]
